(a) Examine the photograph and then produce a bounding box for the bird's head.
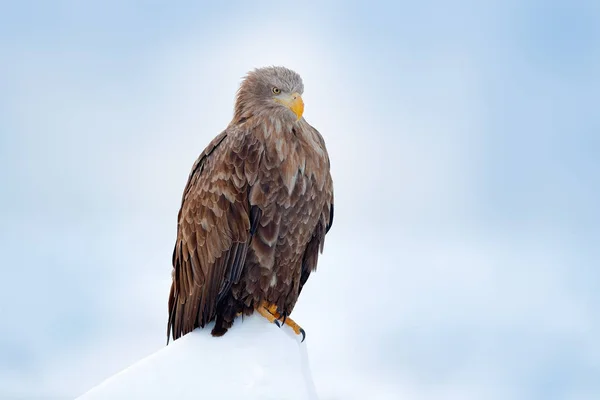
[234,66,305,123]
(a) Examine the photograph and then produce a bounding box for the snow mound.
[76,314,318,400]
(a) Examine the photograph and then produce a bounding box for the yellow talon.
[256,301,306,341]
[256,304,279,324]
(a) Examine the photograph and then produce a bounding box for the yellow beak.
[277,92,304,120]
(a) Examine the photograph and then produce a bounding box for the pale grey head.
[234,66,305,123]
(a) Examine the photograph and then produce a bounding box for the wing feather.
[167,130,261,342]
[299,199,334,295]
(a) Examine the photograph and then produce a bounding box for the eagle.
[167,66,334,343]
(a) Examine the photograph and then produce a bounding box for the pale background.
[1,0,599,399]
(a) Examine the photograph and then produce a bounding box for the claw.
[256,301,305,341]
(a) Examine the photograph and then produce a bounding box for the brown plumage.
[167,66,334,342]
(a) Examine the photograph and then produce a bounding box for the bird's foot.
[257,301,306,342]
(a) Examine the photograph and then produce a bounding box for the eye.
[272,87,281,94]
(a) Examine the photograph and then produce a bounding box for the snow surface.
[76,314,318,400]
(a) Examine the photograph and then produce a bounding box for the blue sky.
[1,1,598,399]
